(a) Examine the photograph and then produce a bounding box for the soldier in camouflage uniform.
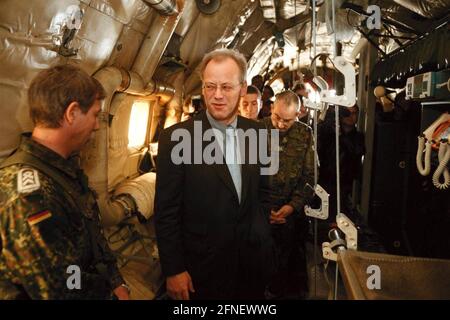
[260,90,315,299]
[0,65,129,299]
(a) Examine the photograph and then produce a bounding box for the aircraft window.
[128,100,150,148]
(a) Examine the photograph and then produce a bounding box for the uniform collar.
[264,117,298,139]
[19,133,79,179]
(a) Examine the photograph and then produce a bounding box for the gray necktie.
[225,126,242,203]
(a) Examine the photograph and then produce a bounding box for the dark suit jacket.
[155,111,274,299]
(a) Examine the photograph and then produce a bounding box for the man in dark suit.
[155,49,274,300]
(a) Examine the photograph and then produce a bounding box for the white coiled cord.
[416,136,432,176]
[432,142,450,189]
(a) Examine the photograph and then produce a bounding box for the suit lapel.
[213,162,241,203]
[237,116,251,207]
[199,112,240,203]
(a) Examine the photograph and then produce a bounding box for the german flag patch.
[27,210,52,226]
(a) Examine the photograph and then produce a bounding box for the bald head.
[275,90,301,112]
[271,91,300,132]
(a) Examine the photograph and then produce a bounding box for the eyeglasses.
[272,112,296,125]
[203,82,242,94]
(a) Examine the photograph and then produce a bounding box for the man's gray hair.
[275,90,301,112]
[199,48,247,83]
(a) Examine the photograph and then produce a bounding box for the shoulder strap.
[1,150,107,272]
[0,150,80,207]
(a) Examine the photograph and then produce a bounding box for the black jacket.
[155,111,274,299]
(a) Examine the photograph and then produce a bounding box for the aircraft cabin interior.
[0,0,449,301]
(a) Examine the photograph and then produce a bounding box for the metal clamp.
[322,242,338,261]
[337,213,358,251]
[323,229,344,261]
[305,184,329,220]
[303,99,324,111]
[302,75,329,111]
[322,213,358,261]
[320,56,356,107]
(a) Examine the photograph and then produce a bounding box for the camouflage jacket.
[0,134,123,299]
[261,118,315,214]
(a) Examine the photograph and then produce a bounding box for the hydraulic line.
[331,0,340,300]
[331,0,337,58]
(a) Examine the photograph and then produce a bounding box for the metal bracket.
[305,184,329,220]
[55,26,79,57]
[312,75,329,92]
[322,241,337,261]
[303,75,329,111]
[337,213,358,251]
[320,56,356,107]
[322,213,358,261]
[303,99,323,111]
[53,5,83,58]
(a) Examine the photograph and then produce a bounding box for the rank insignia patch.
[17,168,40,194]
[27,210,52,226]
